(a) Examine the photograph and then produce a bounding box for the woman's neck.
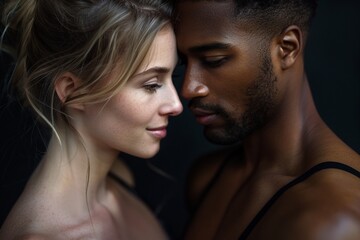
[33,127,118,211]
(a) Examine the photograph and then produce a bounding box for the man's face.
[176,1,279,145]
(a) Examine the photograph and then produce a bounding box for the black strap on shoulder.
[239,161,360,240]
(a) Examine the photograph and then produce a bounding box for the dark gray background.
[1,1,359,239]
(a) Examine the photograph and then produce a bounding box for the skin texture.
[78,25,183,159]
[176,1,280,146]
[176,1,360,240]
[0,25,182,240]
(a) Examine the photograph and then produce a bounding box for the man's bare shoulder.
[271,199,360,240]
[185,145,241,210]
[264,164,360,240]
[266,204,360,240]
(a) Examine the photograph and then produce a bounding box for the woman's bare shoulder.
[12,233,49,240]
[1,223,51,240]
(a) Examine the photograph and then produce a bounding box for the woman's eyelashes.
[143,82,162,93]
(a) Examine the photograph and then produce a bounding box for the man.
[174,0,360,239]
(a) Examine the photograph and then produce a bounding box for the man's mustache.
[188,98,227,117]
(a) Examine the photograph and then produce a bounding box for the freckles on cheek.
[109,94,152,126]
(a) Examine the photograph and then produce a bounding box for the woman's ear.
[277,25,303,70]
[55,72,84,110]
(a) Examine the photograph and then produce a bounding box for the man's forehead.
[175,1,251,52]
[177,0,232,4]
[175,2,236,39]
[175,0,235,20]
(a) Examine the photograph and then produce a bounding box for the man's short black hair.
[233,0,318,37]
[175,0,318,38]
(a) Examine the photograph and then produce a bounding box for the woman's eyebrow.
[135,66,171,76]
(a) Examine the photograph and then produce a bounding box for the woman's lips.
[146,126,167,139]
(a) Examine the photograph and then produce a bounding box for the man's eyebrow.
[188,43,232,53]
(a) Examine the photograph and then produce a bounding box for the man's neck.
[241,76,328,175]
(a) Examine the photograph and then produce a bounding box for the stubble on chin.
[204,54,278,145]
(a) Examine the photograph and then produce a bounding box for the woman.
[0,0,182,239]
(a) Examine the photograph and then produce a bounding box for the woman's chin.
[131,146,160,159]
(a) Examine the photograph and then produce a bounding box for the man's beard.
[189,54,278,145]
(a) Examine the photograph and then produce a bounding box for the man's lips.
[190,108,218,125]
[146,126,167,139]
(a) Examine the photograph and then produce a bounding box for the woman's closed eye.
[144,83,162,93]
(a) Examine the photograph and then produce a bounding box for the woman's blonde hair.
[1,0,172,136]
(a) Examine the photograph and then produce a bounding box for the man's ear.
[55,72,84,110]
[277,25,303,69]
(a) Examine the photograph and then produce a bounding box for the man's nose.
[181,65,209,100]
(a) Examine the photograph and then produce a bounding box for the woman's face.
[82,26,183,158]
